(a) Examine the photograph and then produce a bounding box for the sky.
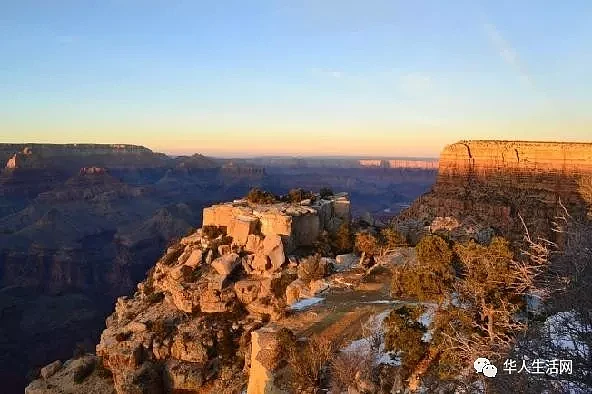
[1,1,591,157]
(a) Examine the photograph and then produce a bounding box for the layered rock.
[24,194,351,393]
[401,140,592,242]
[203,193,351,253]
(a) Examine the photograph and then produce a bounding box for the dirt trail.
[278,248,417,344]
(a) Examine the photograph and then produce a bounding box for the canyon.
[0,144,435,392]
[23,139,592,394]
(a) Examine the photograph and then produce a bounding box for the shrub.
[202,225,223,239]
[161,246,184,266]
[383,306,427,374]
[73,358,96,384]
[391,235,454,302]
[331,222,354,254]
[355,232,380,259]
[380,227,408,249]
[416,235,452,267]
[287,188,313,203]
[147,291,165,304]
[329,350,374,393]
[297,254,330,282]
[320,187,334,199]
[285,335,335,392]
[115,331,132,342]
[247,188,278,204]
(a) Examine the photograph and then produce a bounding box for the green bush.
[380,227,408,249]
[416,235,452,267]
[331,222,354,254]
[247,188,278,204]
[383,306,427,373]
[391,235,454,302]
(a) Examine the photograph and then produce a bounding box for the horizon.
[2,2,592,155]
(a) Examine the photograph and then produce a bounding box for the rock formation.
[359,159,439,169]
[400,140,592,243]
[26,193,353,393]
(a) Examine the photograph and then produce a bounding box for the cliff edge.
[401,140,592,242]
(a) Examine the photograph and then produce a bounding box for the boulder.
[261,235,285,271]
[125,321,148,334]
[207,274,228,291]
[234,279,261,304]
[166,282,201,313]
[333,196,352,223]
[118,362,163,394]
[211,253,239,276]
[245,234,264,253]
[252,253,270,271]
[285,279,308,305]
[199,288,235,313]
[246,326,288,394]
[40,360,62,379]
[285,278,327,305]
[180,233,202,246]
[171,335,210,363]
[164,360,205,392]
[335,254,357,272]
[218,244,231,256]
[259,212,292,238]
[202,205,235,228]
[229,215,258,246]
[308,279,329,295]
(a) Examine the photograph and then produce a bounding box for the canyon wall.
[1,144,169,171]
[359,159,439,169]
[402,140,592,241]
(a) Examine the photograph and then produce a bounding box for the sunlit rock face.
[402,140,592,242]
[203,193,351,253]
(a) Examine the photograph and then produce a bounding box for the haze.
[2,1,591,156]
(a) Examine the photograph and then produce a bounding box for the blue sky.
[1,1,591,157]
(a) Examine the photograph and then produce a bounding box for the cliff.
[401,140,592,242]
[1,144,169,171]
[26,194,359,393]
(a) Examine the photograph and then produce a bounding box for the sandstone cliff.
[401,140,592,242]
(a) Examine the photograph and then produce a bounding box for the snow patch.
[419,304,437,342]
[290,297,324,311]
[340,310,401,366]
[544,311,590,357]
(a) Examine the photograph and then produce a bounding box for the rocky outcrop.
[401,140,592,243]
[24,195,350,393]
[203,193,351,253]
